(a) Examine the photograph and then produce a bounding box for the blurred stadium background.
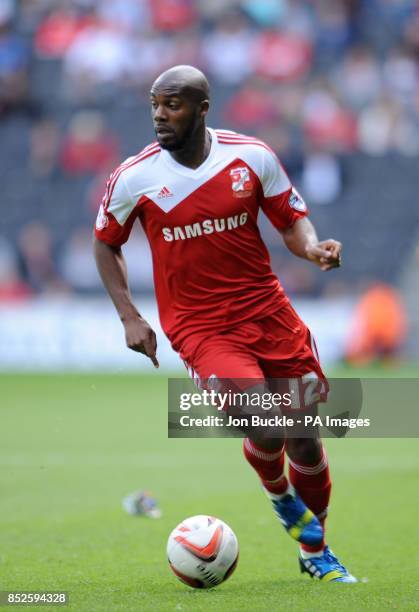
[1,0,419,372]
[2,3,419,608]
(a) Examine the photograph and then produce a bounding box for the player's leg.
[244,435,323,546]
[286,434,356,582]
[286,434,329,549]
[183,333,288,498]
[182,330,322,546]
[256,305,357,582]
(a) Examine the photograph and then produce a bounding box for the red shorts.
[180,302,328,409]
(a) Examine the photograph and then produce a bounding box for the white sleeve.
[260,147,291,198]
[258,147,308,231]
[94,164,138,246]
[103,165,135,225]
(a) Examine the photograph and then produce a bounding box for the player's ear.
[199,99,209,118]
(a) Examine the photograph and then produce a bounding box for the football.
[167,515,239,588]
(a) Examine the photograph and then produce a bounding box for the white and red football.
[167,515,239,588]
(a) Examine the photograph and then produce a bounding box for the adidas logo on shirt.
[157,186,173,198]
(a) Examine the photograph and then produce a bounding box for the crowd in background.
[1,0,419,300]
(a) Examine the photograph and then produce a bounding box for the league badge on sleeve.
[95,204,109,230]
[288,188,307,212]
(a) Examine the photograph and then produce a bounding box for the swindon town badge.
[230,166,253,197]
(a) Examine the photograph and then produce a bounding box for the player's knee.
[248,436,284,452]
[286,437,322,464]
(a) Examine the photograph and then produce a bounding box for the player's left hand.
[306,239,342,271]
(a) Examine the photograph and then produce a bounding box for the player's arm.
[258,147,341,271]
[93,238,159,367]
[93,168,159,367]
[281,217,342,271]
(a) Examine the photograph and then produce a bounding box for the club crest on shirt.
[95,204,109,230]
[230,166,253,197]
[288,188,307,212]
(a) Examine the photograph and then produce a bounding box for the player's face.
[150,89,203,151]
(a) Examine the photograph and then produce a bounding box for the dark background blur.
[1,0,418,365]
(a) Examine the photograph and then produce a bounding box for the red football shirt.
[94,129,308,353]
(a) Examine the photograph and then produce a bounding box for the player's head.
[150,65,210,151]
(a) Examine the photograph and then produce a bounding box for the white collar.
[160,127,218,177]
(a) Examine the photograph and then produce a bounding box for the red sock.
[243,438,288,495]
[288,446,331,553]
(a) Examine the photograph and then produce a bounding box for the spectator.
[149,0,197,32]
[17,222,66,293]
[301,152,342,205]
[377,105,419,157]
[241,0,285,28]
[403,10,419,54]
[345,283,407,365]
[18,0,54,36]
[197,0,241,21]
[96,0,151,35]
[392,114,419,156]
[62,21,138,100]
[313,0,353,62]
[252,28,313,81]
[357,96,399,155]
[0,1,31,115]
[279,0,316,41]
[201,12,254,85]
[223,77,278,128]
[269,83,305,126]
[257,122,303,173]
[162,29,201,75]
[0,236,31,302]
[129,32,177,87]
[30,117,60,177]
[60,111,119,176]
[60,227,102,290]
[361,0,414,52]
[334,45,382,110]
[302,83,357,152]
[34,2,96,59]
[382,47,418,103]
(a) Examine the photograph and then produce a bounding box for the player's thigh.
[184,334,264,383]
[184,335,284,439]
[256,304,328,407]
[253,305,327,448]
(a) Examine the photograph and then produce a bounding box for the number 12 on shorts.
[287,372,328,411]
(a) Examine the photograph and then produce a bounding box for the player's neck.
[169,127,211,170]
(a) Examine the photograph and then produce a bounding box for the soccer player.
[93,65,356,583]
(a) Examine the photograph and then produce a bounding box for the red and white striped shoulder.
[103,142,160,210]
[116,141,160,176]
[215,129,274,153]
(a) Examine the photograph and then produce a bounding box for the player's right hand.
[123,316,159,368]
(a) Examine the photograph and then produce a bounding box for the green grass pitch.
[1,370,419,611]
